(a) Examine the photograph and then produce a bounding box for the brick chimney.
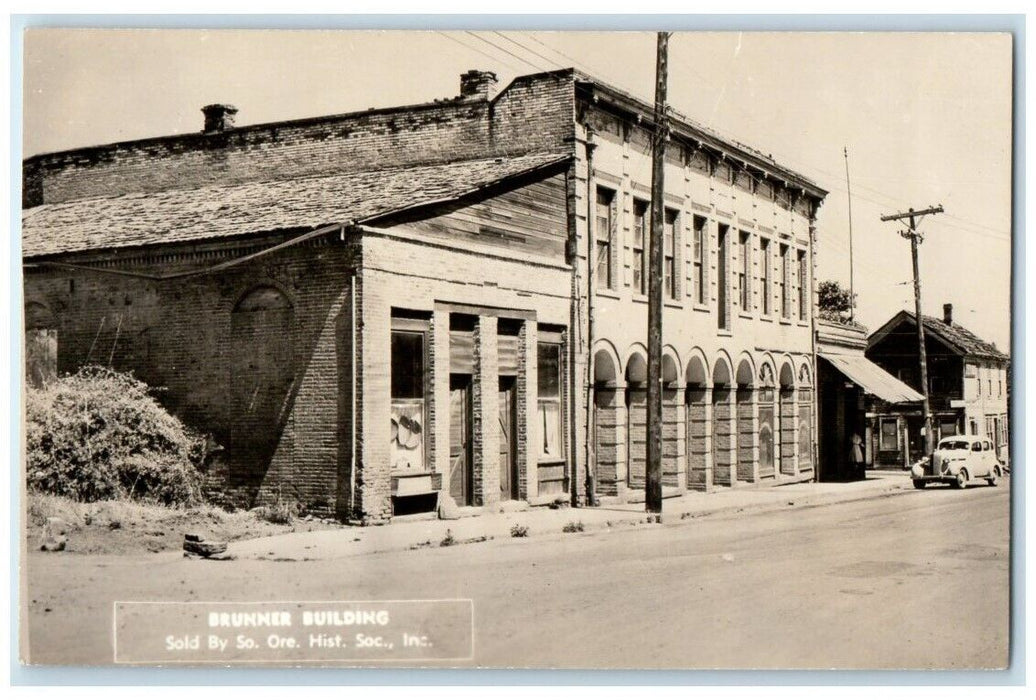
[459,70,498,100]
[201,104,238,133]
[943,303,953,325]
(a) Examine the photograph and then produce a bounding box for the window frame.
[692,215,707,306]
[663,207,679,300]
[595,187,615,291]
[536,340,565,463]
[632,198,648,296]
[759,237,772,316]
[390,318,431,473]
[738,231,751,312]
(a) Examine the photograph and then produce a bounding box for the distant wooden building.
[865,304,1010,468]
[815,319,923,480]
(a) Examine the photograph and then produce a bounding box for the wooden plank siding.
[391,173,569,260]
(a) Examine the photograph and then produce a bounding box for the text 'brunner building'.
[22,68,827,523]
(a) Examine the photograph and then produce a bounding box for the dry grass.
[26,491,345,555]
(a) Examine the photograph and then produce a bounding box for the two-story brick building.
[22,67,827,522]
[865,304,1010,468]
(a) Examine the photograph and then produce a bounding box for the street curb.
[234,480,921,562]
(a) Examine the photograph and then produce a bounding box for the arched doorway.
[230,286,295,498]
[758,363,776,480]
[735,357,756,483]
[685,354,709,490]
[711,357,733,487]
[591,345,620,497]
[779,361,797,477]
[625,350,647,489]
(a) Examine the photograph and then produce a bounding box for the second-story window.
[718,224,730,330]
[633,199,648,295]
[693,215,707,305]
[779,244,790,319]
[760,237,772,316]
[739,231,751,311]
[664,208,678,300]
[797,250,808,321]
[595,187,615,290]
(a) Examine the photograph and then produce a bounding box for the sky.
[21,29,1014,350]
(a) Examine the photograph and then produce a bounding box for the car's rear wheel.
[987,465,1000,487]
[912,479,926,490]
[954,469,969,489]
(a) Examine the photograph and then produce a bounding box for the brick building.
[865,305,1010,468]
[22,67,827,522]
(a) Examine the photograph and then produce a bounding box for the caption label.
[114,600,473,664]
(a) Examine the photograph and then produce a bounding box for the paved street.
[24,481,1009,669]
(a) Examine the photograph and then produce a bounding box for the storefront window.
[879,418,898,451]
[391,329,426,472]
[537,342,563,460]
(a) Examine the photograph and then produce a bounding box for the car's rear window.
[940,440,971,450]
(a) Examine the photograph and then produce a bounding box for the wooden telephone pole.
[646,31,670,514]
[880,204,944,456]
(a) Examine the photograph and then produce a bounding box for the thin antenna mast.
[844,146,855,322]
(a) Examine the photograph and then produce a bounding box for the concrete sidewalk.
[228,470,917,562]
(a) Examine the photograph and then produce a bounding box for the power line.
[463,31,545,73]
[491,32,560,72]
[434,31,525,74]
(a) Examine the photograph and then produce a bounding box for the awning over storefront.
[818,351,924,404]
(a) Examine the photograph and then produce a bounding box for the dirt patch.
[25,492,347,555]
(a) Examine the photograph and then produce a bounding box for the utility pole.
[646,31,670,514]
[880,205,944,456]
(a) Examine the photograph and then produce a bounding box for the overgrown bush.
[510,523,529,538]
[25,366,206,506]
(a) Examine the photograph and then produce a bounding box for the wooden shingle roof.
[22,152,570,259]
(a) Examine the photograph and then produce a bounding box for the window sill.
[758,315,774,323]
[595,289,621,301]
[779,318,793,326]
[692,304,711,313]
[738,312,754,320]
[631,294,648,304]
[717,329,733,337]
[664,300,683,309]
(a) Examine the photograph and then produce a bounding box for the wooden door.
[449,375,473,506]
[759,402,775,479]
[498,377,518,500]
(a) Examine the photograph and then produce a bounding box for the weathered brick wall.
[662,389,681,487]
[736,388,755,482]
[23,235,360,516]
[686,389,709,490]
[712,389,733,485]
[26,70,577,208]
[592,389,621,496]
